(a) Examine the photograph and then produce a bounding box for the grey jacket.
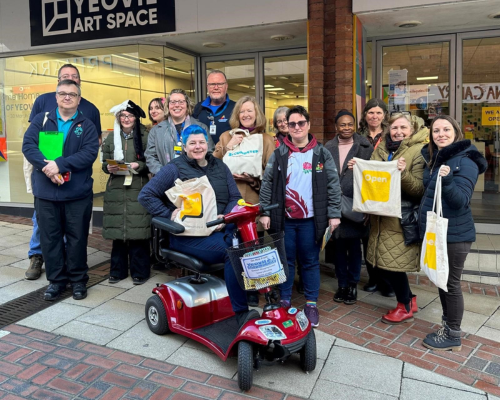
[145,117,213,175]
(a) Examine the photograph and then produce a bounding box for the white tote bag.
[222,129,264,178]
[166,176,217,237]
[420,168,449,292]
[352,158,402,218]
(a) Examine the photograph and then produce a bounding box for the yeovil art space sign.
[29,0,175,46]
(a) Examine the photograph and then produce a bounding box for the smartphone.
[62,172,71,182]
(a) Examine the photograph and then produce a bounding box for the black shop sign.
[29,0,175,46]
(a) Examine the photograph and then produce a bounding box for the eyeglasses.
[288,120,308,129]
[56,92,79,99]
[276,119,288,125]
[120,114,135,120]
[59,74,79,80]
[207,82,227,88]
[169,100,186,105]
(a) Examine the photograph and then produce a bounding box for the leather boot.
[411,295,418,313]
[344,285,358,305]
[25,255,43,280]
[382,302,414,325]
[423,326,462,352]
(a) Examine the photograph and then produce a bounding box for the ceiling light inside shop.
[416,76,438,80]
[264,84,274,88]
[395,21,422,28]
[237,84,251,88]
[488,12,500,19]
[271,34,295,41]
[202,42,225,48]
[265,87,285,91]
[165,67,190,74]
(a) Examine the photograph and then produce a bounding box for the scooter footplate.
[193,316,240,354]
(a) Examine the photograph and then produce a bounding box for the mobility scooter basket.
[226,231,288,291]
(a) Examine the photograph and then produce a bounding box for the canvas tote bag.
[222,129,264,178]
[420,168,449,292]
[352,158,402,218]
[166,176,218,236]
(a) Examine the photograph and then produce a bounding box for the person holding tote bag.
[325,110,373,305]
[419,116,487,352]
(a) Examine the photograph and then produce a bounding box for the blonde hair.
[388,113,414,135]
[165,89,194,117]
[229,96,266,132]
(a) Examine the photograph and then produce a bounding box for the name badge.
[173,145,182,159]
[209,125,217,135]
[123,175,133,186]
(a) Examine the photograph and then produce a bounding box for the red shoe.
[411,295,418,313]
[382,302,414,325]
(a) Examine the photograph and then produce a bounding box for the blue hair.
[181,125,209,145]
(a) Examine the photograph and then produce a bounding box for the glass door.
[376,35,456,126]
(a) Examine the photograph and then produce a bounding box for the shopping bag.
[352,158,402,218]
[165,176,217,236]
[420,169,449,292]
[223,129,264,178]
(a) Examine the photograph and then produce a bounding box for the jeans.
[280,218,321,302]
[439,242,472,331]
[334,238,362,287]
[169,226,248,313]
[28,210,42,258]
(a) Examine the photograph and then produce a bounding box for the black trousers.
[380,269,413,306]
[110,239,151,280]
[35,194,92,285]
[439,242,472,331]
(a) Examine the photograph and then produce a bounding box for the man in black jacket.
[193,70,236,144]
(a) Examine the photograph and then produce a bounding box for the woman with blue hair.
[139,125,256,326]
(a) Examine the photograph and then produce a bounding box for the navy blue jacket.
[22,109,99,202]
[29,92,102,136]
[419,140,487,243]
[193,96,236,144]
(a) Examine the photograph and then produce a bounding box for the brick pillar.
[308,0,354,143]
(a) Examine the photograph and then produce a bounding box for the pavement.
[1,215,500,400]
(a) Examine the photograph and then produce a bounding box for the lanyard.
[176,121,185,143]
[208,100,229,120]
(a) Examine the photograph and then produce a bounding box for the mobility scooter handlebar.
[206,203,280,228]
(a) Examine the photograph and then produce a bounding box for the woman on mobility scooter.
[138,125,257,327]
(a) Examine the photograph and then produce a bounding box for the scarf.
[385,134,402,152]
[168,115,192,143]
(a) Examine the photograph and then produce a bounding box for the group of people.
[21,63,486,352]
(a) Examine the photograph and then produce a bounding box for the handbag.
[341,195,365,224]
[420,169,449,292]
[400,200,420,245]
[222,129,264,178]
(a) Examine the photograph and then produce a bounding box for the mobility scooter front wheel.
[237,341,254,391]
[300,330,317,372]
[145,295,170,335]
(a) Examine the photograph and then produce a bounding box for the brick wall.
[308,0,354,143]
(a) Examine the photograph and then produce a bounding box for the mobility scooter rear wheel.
[237,341,254,391]
[300,330,317,372]
[145,295,170,335]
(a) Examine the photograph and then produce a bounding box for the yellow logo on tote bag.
[179,193,204,220]
[424,232,437,270]
[361,170,391,203]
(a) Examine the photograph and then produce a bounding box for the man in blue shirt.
[22,80,99,301]
[25,64,101,281]
[193,70,236,144]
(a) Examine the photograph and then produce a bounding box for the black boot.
[363,262,378,292]
[247,291,259,307]
[344,285,358,305]
[333,287,348,303]
[422,326,461,352]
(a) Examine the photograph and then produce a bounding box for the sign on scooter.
[241,247,282,280]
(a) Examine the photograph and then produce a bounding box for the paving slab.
[417,300,448,325]
[334,338,378,354]
[478,253,497,273]
[400,378,486,400]
[167,343,237,378]
[76,299,144,331]
[4,223,32,231]
[86,246,99,255]
[62,284,126,308]
[403,363,485,394]
[0,227,28,237]
[9,258,31,270]
[0,234,30,247]
[475,326,500,342]
[311,379,398,400]
[18,302,90,331]
[321,346,403,397]
[0,265,27,286]
[115,274,175,305]
[87,251,111,268]
[252,357,325,398]
[0,243,30,259]
[0,255,21,268]
[99,276,137,289]
[314,329,335,360]
[359,292,399,311]
[460,310,490,335]
[53,320,123,345]
[485,309,500,330]
[107,320,187,360]
[465,253,479,270]
[0,280,47,304]
[409,286,440,309]
[463,292,500,316]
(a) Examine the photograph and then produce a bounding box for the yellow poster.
[481,107,500,125]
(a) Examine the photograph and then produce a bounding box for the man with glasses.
[22,80,99,301]
[24,63,101,281]
[193,70,236,144]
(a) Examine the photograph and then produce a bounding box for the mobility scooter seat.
[152,217,225,274]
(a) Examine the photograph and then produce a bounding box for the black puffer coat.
[419,140,487,243]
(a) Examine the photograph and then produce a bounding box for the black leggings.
[380,269,413,307]
[439,242,472,331]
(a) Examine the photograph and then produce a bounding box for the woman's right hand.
[347,159,357,170]
[260,216,271,230]
[226,133,245,150]
[107,164,119,174]
[171,208,181,221]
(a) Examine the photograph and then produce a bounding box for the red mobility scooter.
[145,201,316,391]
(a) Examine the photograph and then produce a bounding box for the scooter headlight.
[259,325,287,340]
[296,311,309,331]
